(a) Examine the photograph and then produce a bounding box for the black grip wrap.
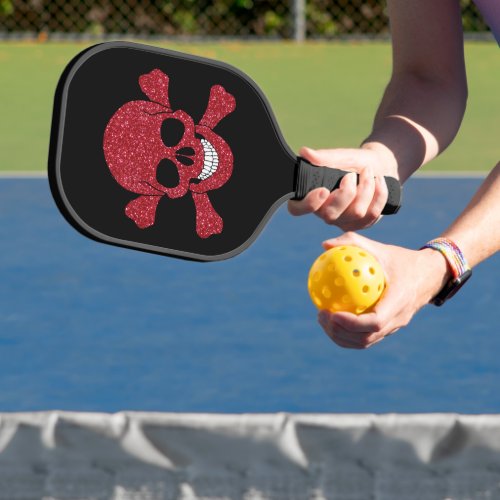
[293,157,402,215]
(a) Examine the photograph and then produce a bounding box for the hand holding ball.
[308,245,385,314]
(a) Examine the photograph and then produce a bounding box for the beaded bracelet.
[420,237,472,306]
[421,238,470,278]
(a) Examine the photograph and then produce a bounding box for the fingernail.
[318,189,329,200]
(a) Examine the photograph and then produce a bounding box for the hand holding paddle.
[290,146,400,231]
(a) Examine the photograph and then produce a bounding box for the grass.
[0,40,497,172]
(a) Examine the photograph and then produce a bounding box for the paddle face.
[49,42,295,261]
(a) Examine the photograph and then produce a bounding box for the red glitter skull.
[103,69,236,238]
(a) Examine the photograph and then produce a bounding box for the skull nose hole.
[176,155,194,166]
[177,147,195,156]
[161,118,185,148]
[156,158,179,188]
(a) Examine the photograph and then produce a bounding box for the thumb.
[299,147,365,170]
[322,231,368,250]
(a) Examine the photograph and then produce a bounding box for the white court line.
[414,170,487,178]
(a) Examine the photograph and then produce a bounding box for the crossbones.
[103,68,236,238]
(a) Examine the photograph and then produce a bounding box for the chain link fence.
[0,0,491,40]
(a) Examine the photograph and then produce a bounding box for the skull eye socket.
[161,118,185,148]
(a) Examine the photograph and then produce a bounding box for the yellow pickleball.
[308,245,385,314]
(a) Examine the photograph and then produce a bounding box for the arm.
[441,163,500,267]
[364,0,468,182]
[289,0,467,228]
[318,162,500,349]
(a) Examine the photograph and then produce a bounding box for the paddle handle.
[293,157,402,215]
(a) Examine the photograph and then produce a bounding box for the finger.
[360,328,399,348]
[322,231,370,250]
[330,325,371,348]
[288,188,330,216]
[330,317,391,349]
[319,310,391,349]
[364,335,386,348]
[331,168,386,231]
[299,146,325,165]
[343,164,376,221]
[299,147,367,171]
[332,291,403,339]
[315,172,357,224]
[319,311,372,349]
[321,324,365,349]
[364,174,389,223]
[329,327,381,349]
[330,311,385,335]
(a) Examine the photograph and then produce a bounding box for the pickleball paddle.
[49,41,401,261]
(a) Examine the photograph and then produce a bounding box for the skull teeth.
[198,138,219,181]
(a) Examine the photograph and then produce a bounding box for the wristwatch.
[421,238,472,306]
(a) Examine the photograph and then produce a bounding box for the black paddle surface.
[49,41,401,261]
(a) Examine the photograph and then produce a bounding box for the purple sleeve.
[473,0,500,45]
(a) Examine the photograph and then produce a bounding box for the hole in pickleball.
[334,277,344,287]
[378,284,382,291]
[359,252,367,257]
[161,118,185,147]
[313,294,322,307]
[369,267,376,275]
[362,286,369,293]
[344,256,352,262]
[342,295,351,304]
[313,271,322,282]
[322,286,332,298]
[156,158,179,188]
[352,269,360,277]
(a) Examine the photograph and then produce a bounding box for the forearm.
[441,162,500,267]
[362,73,467,182]
[418,162,500,303]
[360,0,467,183]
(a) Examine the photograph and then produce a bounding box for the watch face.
[432,269,472,306]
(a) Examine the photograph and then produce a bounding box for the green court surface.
[0,40,497,173]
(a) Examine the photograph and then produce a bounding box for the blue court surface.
[0,176,498,413]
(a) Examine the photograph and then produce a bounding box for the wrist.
[418,248,453,303]
[361,141,399,178]
[420,238,472,306]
